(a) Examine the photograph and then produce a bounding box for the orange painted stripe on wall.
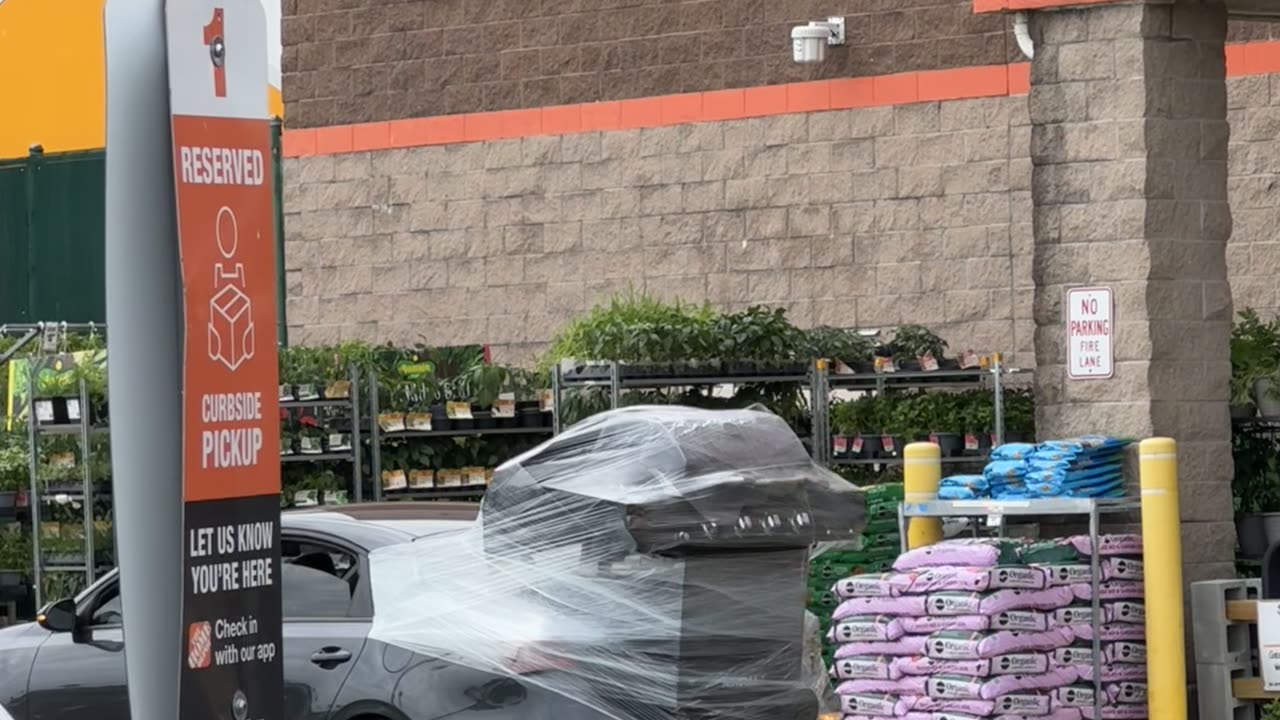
[972,0,1121,13]
[282,39,1280,159]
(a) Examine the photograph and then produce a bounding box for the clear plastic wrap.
[368,405,867,720]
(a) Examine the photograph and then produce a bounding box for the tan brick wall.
[282,0,1019,128]
[283,94,1037,365]
[283,73,1280,367]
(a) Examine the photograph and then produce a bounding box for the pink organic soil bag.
[829,615,907,643]
[831,656,901,681]
[835,635,930,659]
[835,595,929,620]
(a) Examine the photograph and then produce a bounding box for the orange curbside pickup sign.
[165,1,283,719]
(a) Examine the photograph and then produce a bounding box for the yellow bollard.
[1139,437,1187,720]
[904,442,942,549]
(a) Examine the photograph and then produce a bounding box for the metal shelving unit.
[898,497,1142,720]
[279,365,364,502]
[551,360,818,438]
[27,376,107,608]
[812,356,1021,466]
[366,373,555,502]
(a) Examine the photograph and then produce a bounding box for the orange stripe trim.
[282,40,1280,158]
[973,0,1122,12]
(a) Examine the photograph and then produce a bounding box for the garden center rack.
[279,364,364,504]
[812,354,1021,466]
[365,373,554,502]
[898,496,1143,720]
[551,358,1022,466]
[551,360,820,452]
[26,375,111,608]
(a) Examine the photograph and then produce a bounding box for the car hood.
[0,623,47,650]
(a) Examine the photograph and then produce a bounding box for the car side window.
[281,538,358,619]
[89,585,123,627]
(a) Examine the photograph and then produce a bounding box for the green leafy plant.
[891,324,947,361]
[541,292,718,368]
[1232,309,1280,406]
[1003,388,1035,438]
[805,326,875,365]
[1263,699,1280,720]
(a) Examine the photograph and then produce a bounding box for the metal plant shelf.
[383,487,489,500]
[281,452,355,463]
[280,398,353,409]
[34,424,109,436]
[832,455,990,466]
[383,427,554,439]
[561,373,810,388]
[900,497,1140,518]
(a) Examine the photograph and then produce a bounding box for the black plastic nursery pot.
[474,409,497,430]
[0,572,26,601]
[517,403,542,428]
[430,404,452,432]
[930,432,965,458]
[1003,432,1028,444]
[567,364,611,381]
[965,431,994,456]
[0,492,15,520]
[855,433,882,459]
[1231,403,1257,421]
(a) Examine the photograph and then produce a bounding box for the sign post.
[1066,286,1114,380]
[165,2,283,719]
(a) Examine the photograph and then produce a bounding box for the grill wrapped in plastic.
[369,405,867,720]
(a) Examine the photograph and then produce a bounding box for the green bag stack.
[807,482,904,668]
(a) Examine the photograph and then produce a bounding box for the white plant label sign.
[1066,286,1114,380]
[1259,600,1280,691]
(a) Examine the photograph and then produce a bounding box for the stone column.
[1028,0,1235,583]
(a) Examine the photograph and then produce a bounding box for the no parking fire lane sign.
[1066,286,1114,380]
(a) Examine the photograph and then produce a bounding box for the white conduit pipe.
[1014,11,1034,60]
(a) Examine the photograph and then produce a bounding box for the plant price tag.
[964,433,980,451]
[959,351,981,369]
[327,434,351,451]
[299,436,322,454]
[539,389,555,412]
[919,354,939,372]
[66,398,82,421]
[1258,600,1280,691]
[493,393,516,418]
[406,413,432,432]
[446,401,473,419]
[409,470,434,489]
[381,469,407,491]
[464,467,486,486]
[378,412,406,433]
[851,436,864,453]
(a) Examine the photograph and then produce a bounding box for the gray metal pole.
[104,3,184,720]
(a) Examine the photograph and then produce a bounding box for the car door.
[26,576,129,720]
[279,534,369,720]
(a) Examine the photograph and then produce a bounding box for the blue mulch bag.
[939,485,980,500]
[990,443,1038,461]
[983,460,1029,482]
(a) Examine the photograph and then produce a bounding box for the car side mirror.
[37,598,78,633]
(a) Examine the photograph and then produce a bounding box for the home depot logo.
[187,621,213,669]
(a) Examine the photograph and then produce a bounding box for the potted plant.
[807,326,875,373]
[1002,388,1035,443]
[0,436,27,519]
[889,325,951,372]
[464,363,509,430]
[32,368,78,425]
[510,369,547,428]
[297,413,324,454]
[279,408,296,456]
[441,376,475,431]
[927,393,965,458]
[1234,427,1280,558]
[1232,310,1280,418]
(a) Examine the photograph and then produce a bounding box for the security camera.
[791,17,845,64]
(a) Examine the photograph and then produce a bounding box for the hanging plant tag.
[959,351,981,369]
[324,380,351,399]
[919,353,940,372]
[438,469,463,487]
[880,435,895,452]
[874,356,897,373]
[539,389,555,412]
[851,436,864,453]
[50,452,76,468]
[381,469,407,491]
[409,469,435,489]
[406,413,432,432]
[964,433,980,451]
[327,433,351,451]
[833,435,848,454]
[378,412,407,433]
[299,436,323,454]
[34,400,55,423]
[278,384,293,401]
[463,467,487,486]
[446,401,473,419]
[295,383,320,401]
[493,393,516,418]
